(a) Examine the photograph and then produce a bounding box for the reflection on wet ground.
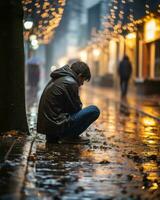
[83,86,160,120]
[126,98,160,119]
[23,91,160,200]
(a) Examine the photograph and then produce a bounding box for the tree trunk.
[0,0,29,133]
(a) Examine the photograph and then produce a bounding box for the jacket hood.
[50,65,78,81]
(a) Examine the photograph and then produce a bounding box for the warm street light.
[126,32,136,39]
[31,39,39,50]
[24,20,33,30]
[31,39,38,46]
[79,50,87,62]
[145,19,156,42]
[29,34,37,41]
[92,48,101,58]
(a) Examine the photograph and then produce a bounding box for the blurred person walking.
[118,55,132,98]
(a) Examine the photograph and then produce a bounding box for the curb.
[0,135,36,200]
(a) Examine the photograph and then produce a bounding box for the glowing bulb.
[145,19,157,42]
[93,48,101,57]
[126,32,136,39]
[24,21,33,30]
[29,34,37,41]
[31,39,38,46]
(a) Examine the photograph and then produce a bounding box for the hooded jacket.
[37,65,82,136]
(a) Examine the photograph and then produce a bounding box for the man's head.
[71,61,91,86]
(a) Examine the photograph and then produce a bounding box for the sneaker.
[59,136,90,144]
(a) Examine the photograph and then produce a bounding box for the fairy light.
[112,0,126,36]
[145,0,150,15]
[22,0,66,44]
[89,0,160,50]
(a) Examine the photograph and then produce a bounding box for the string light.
[158,4,160,13]
[89,0,160,49]
[22,0,66,44]
[145,0,150,15]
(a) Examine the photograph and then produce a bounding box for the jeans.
[61,105,100,138]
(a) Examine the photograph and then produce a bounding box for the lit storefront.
[143,18,160,78]
[135,17,160,94]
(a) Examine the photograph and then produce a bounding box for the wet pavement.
[0,87,160,200]
[84,86,160,120]
[22,89,160,200]
[0,131,32,200]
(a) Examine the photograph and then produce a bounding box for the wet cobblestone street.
[22,89,160,200]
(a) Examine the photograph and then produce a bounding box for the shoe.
[58,136,90,144]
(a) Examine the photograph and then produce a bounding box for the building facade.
[44,0,84,70]
[83,0,160,94]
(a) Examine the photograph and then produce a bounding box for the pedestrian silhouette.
[37,61,100,144]
[118,55,132,98]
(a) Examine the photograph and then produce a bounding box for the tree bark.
[0,0,29,133]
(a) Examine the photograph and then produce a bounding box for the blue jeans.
[61,105,100,138]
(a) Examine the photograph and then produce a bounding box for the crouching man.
[37,61,100,143]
